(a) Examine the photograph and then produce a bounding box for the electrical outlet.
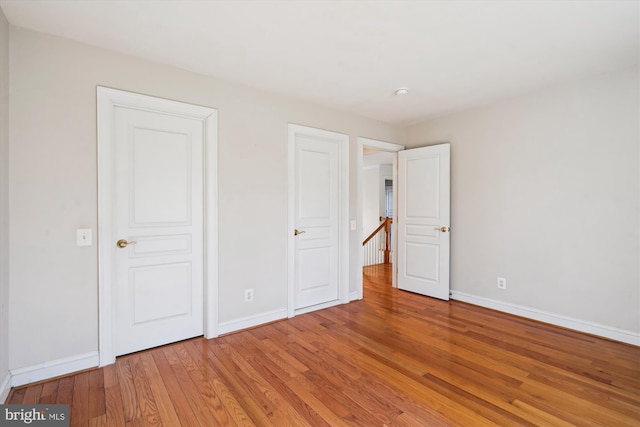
[497,277,507,289]
[244,288,254,302]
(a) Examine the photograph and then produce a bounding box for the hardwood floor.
[7,264,640,426]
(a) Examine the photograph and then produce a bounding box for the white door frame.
[287,124,349,317]
[356,138,404,299]
[97,87,218,366]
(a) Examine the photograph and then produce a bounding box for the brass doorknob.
[434,226,450,233]
[116,239,136,248]
[294,229,306,236]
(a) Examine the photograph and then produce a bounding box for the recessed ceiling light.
[394,87,409,96]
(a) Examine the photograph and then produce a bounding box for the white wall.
[362,163,394,267]
[8,27,403,370]
[362,151,394,237]
[407,67,640,335]
[362,166,380,238]
[379,164,392,217]
[0,6,10,401]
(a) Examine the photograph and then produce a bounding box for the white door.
[112,106,204,356]
[289,125,348,313]
[397,144,450,300]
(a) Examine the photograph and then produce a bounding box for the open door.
[397,144,450,300]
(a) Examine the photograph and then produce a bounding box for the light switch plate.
[77,229,92,246]
[350,220,357,231]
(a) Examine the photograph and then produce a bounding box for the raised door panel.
[130,128,192,226]
[405,156,440,221]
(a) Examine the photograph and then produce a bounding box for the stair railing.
[362,217,392,266]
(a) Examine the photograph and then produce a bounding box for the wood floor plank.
[520,377,640,426]
[88,414,108,427]
[6,387,26,404]
[509,399,576,427]
[162,345,232,426]
[39,380,59,404]
[88,368,106,419]
[221,334,316,427]
[173,341,239,425]
[284,379,352,427]
[205,340,280,425]
[6,264,640,426]
[149,350,203,427]
[103,384,127,427]
[21,383,42,404]
[55,376,75,405]
[138,352,181,427]
[71,371,90,427]
[526,365,640,416]
[238,337,333,427]
[103,362,127,427]
[128,356,162,426]
[277,338,397,425]
[115,358,142,425]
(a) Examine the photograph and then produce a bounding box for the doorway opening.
[357,138,404,299]
[358,139,452,303]
[362,157,393,267]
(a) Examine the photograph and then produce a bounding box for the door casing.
[97,86,218,366]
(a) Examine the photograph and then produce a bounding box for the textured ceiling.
[1,0,638,125]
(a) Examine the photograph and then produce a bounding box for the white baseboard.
[349,290,361,301]
[451,291,640,346]
[0,372,10,403]
[218,308,288,335]
[10,351,99,388]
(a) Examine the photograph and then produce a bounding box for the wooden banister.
[363,217,393,264]
[363,221,386,246]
